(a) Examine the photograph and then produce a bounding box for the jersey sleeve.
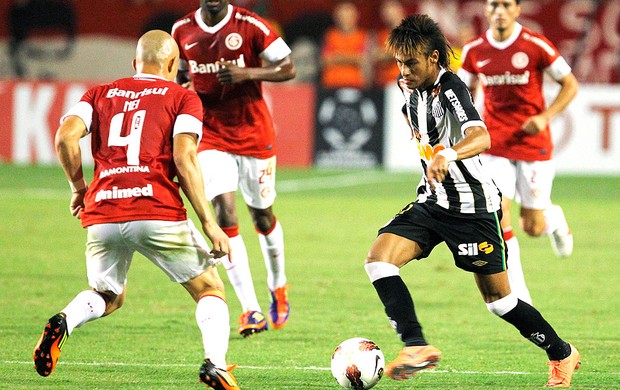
[173,91,204,142]
[528,32,571,80]
[260,37,292,62]
[60,88,96,132]
[442,79,485,133]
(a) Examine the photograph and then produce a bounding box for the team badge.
[511,52,529,69]
[225,33,243,50]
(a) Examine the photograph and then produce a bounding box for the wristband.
[69,178,87,193]
[436,148,457,162]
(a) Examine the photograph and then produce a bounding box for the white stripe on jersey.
[260,37,292,63]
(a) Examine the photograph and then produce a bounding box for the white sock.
[505,235,532,305]
[196,296,230,369]
[258,221,286,291]
[486,292,518,316]
[364,262,400,283]
[220,235,261,313]
[61,290,106,335]
[543,204,570,236]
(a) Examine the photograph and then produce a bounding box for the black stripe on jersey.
[440,171,462,211]
[455,159,487,211]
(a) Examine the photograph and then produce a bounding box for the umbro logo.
[476,59,491,68]
[184,42,199,50]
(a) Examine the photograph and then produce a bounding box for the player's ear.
[132,59,137,72]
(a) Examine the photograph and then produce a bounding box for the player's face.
[200,0,228,15]
[395,49,439,90]
[485,0,520,33]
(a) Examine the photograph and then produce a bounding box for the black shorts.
[378,202,507,274]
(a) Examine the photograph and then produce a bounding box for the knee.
[250,207,275,233]
[97,290,123,316]
[521,220,545,237]
[184,268,226,303]
[485,293,517,316]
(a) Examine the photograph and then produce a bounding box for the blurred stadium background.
[0,0,618,174]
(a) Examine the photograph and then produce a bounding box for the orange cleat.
[385,345,442,381]
[33,313,68,377]
[546,344,581,387]
[268,286,290,329]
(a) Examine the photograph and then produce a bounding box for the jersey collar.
[194,4,233,34]
[485,22,522,50]
[133,73,167,81]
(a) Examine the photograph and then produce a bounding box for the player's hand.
[215,61,248,85]
[521,114,548,135]
[69,189,86,219]
[181,81,195,91]
[427,154,450,190]
[203,221,231,260]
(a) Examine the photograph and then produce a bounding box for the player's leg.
[517,160,573,257]
[133,219,238,388]
[476,271,580,387]
[481,154,532,304]
[34,223,131,377]
[198,150,265,336]
[240,155,289,329]
[183,270,238,389]
[365,203,442,381]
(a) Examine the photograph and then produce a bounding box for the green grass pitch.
[0,164,619,389]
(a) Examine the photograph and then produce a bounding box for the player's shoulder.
[439,71,468,92]
[231,5,273,35]
[171,10,197,36]
[518,26,558,56]
[462,35,486,52]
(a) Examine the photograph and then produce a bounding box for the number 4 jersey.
[61,73,204,227]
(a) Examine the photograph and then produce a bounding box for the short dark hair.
[386,14,454,69]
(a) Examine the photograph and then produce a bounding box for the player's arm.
[175,59,193,89]
[522,72,578,135]
[427,125,490,187]
[173,133,230,259]
[216,55,296,84]
[55,115,89,218]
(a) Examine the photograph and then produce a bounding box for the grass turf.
[0,164,619,389]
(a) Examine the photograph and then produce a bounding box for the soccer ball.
[330,337,384,389]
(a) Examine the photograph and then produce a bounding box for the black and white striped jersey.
[399,69,501,214]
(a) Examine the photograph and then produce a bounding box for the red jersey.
[61,74,204,227]
[171,5,291,158]
[459,23,572,161]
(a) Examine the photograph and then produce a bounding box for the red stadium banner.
[0,80,316,167]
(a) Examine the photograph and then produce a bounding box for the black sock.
[500,299,571,360]
[372,275,426,346]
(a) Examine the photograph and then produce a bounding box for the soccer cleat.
[385,345,442,381]
[237,310,267,337]
[33,313,69,377]
[546,344,581,388]
[199,359,239,389]
[547,205,573,258]
[268,286,290,329]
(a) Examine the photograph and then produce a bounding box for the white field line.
[0,171,411,200]
[5,360,619,376]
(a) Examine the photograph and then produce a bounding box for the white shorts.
[198,150,277,209]
[480,154,555,210]
[85,219,216,295]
